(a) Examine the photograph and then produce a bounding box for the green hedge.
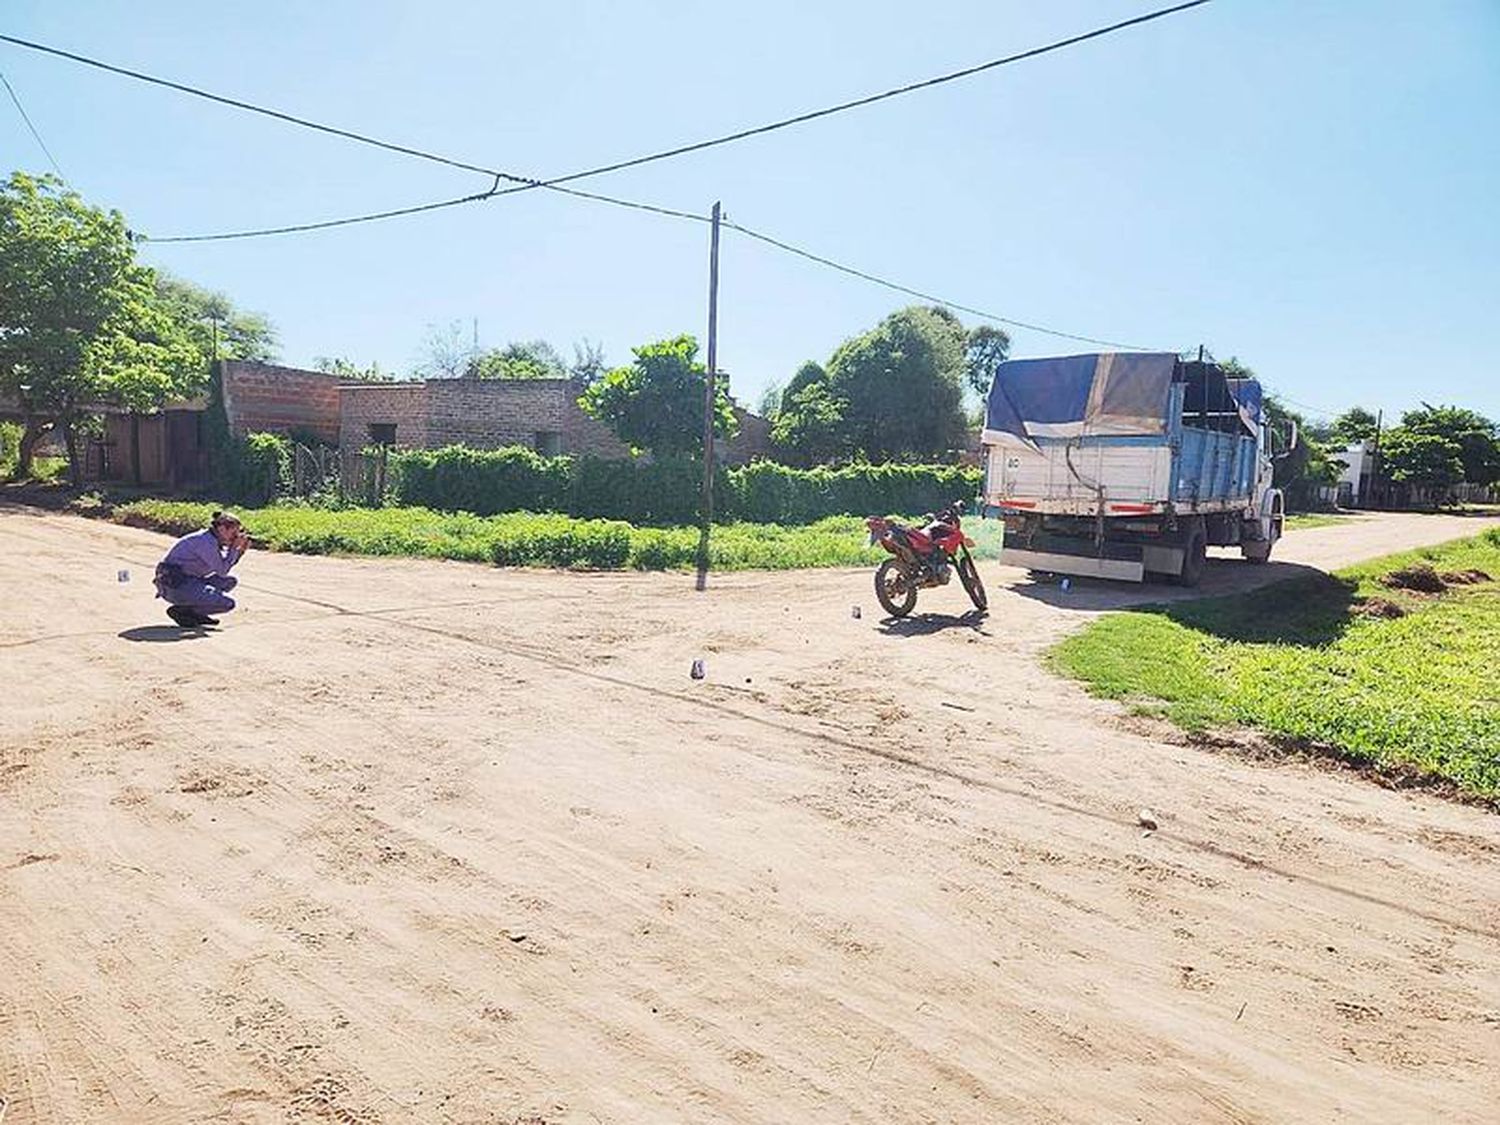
[391,445,570,515]
[728,460,980,524]
[111,500,938,572]
[386,445,979,525]
[206,430,291,506]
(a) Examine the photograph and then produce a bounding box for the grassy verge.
[1284,512,1356,530]
[1050,530,1500,798]
[111,499,1005,573]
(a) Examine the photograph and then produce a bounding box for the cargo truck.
[981,352,1289,585]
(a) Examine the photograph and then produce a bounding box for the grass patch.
[1050,530,1500,798]
[111,499,1005,573]
[1284,512,1355,530]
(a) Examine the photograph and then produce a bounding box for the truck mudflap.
[999,542,1188,583]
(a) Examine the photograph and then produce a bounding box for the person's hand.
[234,530,251,552]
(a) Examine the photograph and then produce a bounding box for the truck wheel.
[874,559,918,618]
[1242,541,1272,565]
[1174,527,1208,587]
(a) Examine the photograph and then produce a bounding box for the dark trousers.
[162,574,237,614]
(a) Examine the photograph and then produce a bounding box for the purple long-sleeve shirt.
[161,529,243,579]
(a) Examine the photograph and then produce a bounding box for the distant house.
[342,374,772,464]
[85,360,773,488]
[340,377,632,460]
[1335,441,1378,507]
[92,361,346,487]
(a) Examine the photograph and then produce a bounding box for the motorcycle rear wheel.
[874,559,918,618]
[957,550,988,612]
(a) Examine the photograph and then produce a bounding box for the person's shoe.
[196,613,220,626]
[166,605,199,628]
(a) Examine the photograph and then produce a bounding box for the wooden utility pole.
[696,202,722,590]
[702,202,722,523]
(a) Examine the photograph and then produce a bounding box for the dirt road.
[3,508,1497,1123]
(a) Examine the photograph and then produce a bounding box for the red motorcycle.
[865,501,988,618]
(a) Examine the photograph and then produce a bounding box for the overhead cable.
[2,2,1215,240]
[725,220,1152,350]
[1,69,66,179]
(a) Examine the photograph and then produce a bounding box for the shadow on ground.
[878,609,991,637]
[119,625,210,643]
[1009,559,1365,647]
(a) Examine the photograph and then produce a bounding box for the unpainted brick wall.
[221,361,343,443]
[422,379,634,459]
[339,383,429,449]
[333,375,765,463]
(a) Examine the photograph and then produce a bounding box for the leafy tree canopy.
[1330,406,1379,448]
[772,306,968,465]
[471,339,569,380]
[155,272,278,363]
[0,172,201,482]
[965,323,1011,398]
[313,356,395,382]
[1381,427,1465,492]
[578,334,737,458]
[1398,403,1499,485]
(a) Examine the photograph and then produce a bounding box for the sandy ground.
[2,506,1498,1124]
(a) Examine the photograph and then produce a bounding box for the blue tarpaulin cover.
[983,353,1261,449]
[1226,377,1262,435]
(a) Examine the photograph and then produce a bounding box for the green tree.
[1398,404,1499,485]
[770,381,847,467]
[1380,427,1464,498]
[1330,406,1379,447]
[471,339,568,380]
[784,359,827,402]
[965,323,1011,397]
[578,334,737,458]
[0,172,202,484]
[769,310,969,465]
[313,356,393,382]
[822,305,967,462]
[154,272,278,363]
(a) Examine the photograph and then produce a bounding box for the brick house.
[89,360,773,486]
[341,374,773,464]
[93,361,347,486]
[340,377,633,459]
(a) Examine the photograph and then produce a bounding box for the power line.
[1264,387,1341,419]
[1,69,66,179]
[2,11,1191,350]
[724,219,1152,350]
[138,180,510,243]
[0,31,514,182]
[138,178,709,243]
[529,1,1214,192]
[3,1,1215,240]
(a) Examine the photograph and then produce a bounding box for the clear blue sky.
[4,1,1498,424]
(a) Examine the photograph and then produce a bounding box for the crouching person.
[155,510,250,628]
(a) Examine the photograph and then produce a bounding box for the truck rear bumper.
[1000,542,1189,583]
[1000,547,1147,583]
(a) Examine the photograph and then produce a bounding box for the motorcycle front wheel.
[957,550,988,612]
[874,558,918,618]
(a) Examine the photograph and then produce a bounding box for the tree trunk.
[60,416,83,489]
[16,419,52,480]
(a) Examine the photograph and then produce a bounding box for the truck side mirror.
[1272,419,1299,461]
